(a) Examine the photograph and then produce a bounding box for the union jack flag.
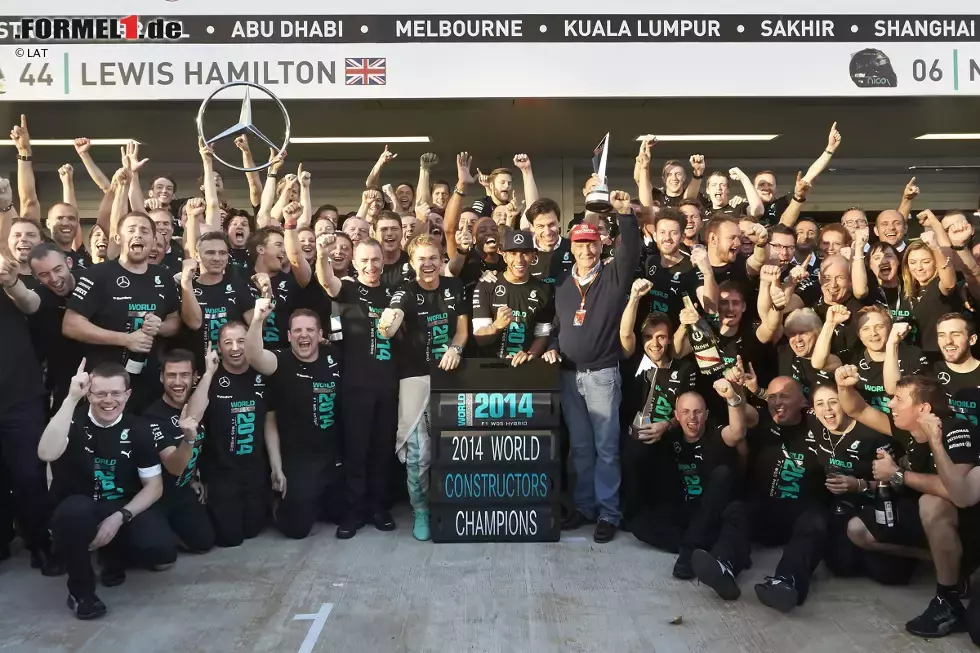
[345,58,386,86]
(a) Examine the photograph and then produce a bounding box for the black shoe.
[754,575,798,613]
[100,567,126,588]
[693,549,741,601]
[31,548,65,577]
[335,516,365,540]
[67,593,107,620]
[561,510,594,531]
[371,511,396,532]
[593,519,617,544]
[672,549,695,580]
[905,594,966,638]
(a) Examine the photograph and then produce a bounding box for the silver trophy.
[585,132,612,213]
[196,82,290,172]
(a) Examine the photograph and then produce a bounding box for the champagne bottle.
[682,295,725,375]
[874,482,896,528]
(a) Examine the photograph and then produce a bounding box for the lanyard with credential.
[572,276,594,326]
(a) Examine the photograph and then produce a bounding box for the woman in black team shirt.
[901,213,959,359]
[379,235,468,542]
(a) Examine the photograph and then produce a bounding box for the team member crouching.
[379,234,468,541]
[246,303,342,539]
[201,322,269,547]
[143,348,218,553]
[471,229,554,364]
[40,361,176,620]
[317,235,399,538]
[836,368,980,638]
[631,380,754,589]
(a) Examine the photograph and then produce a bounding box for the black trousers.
[52,495,177,598]
[276,458,339,539]
[632,465,751,574]
[741,500,829,604]
[342,384,398,518]
[206,470,269,548]
[619,430,661,526]
[825,506,917,585]
[158,486,215,553]
[0,398,51,552]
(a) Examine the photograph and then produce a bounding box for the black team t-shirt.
[811,419,895,480]
[935,361,980,427]
[184,274,254,370]
[67,260,180,370]
[663,423,738,503]
[639,253,693,329]
[471,276,554,359]
[31,280,83,407]
[0,292,43,411]
[777,345,834,400]
[381,250,415,290]
[332,280,398,389]
[849,345,929,415]
[457,250,506,305]
[899,418,979,475]
[761,194,792,228]
[51,407,160,504]
[909,278,962,354]
[267,345,342,462]
[622,357,699,426]
[250,271,301,350]
[66,247,93,272]
[143,398,206,495]
[529,239,574,285]
[201,365,267,477]
[746,412,827,505]
[807,294,870,361]
[228,248,254,279]
[388,277,465,378]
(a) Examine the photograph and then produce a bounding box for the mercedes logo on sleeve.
[196,82,291,172]
[116,276,130,288]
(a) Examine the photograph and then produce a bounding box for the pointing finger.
[77,357,87,375]
[830,121,837,132]
[20,114,27,130]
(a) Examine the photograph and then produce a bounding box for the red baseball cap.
[569,224,600,242]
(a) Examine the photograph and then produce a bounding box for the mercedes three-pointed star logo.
[196,82,291,172]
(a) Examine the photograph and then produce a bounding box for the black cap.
[501,229,535,252]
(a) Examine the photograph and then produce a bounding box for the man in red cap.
[549,190,641,543]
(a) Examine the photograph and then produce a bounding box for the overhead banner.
[2,11,980,99]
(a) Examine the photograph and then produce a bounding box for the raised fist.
[73,137,91,155]
[630,278,653,298]
[513,153,532,171]
[689,245,709,269]
[690,154,705,177]
[759,264,781,284]
[835,364,861,388]
[888,322,911,345]
[713,378,736,400]
[420,152,439,170]
[827,304,851,326]
[610,190,632,215]
[679,307,700,326]
[58,164,73,180]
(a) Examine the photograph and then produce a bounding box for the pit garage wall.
[14,156,980,231]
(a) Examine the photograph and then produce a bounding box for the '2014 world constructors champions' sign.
[2,3,980,99]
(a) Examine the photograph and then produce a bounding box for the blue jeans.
[560,367,622,525]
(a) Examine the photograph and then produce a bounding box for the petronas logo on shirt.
[120,429,129,442]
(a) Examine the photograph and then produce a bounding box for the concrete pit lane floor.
[0,504,975,652]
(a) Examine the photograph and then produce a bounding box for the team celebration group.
[1,117,980,641]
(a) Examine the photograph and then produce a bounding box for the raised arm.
[715,379,753,447]
[514,153,539,207]
[850,228,870,298]
[801,122,842,183]
[634,138,654,207]
[729,167,763,218]
[245,298,279,376]
[610,191,641,280]
[917,209,957,295]
[123,140,148,213]
[183,198,205,260]
[256,149,286,227]
[416,153,437,207]
[11,114,40,221]
[897,177,918,219]
[883,322,910,396]
[298,164,312,229]
[179,258,202,330]
[620,280,651,357]
[199,139,221,231]
[234,135,264,209]
[947,220,980,300]
[73,137,111,193]
[685,154,705,200]
[38,359,88,462]
[0,179,14,258]
[445,152,476,262]
[315,234,342,298]
[742,221,770,275]
[365,145,396,189]
[812,305,850,370]
[283,201,312,288]
[836,365,892,435]
[105,168,131,261]
[778,172,813,228]
[0,254,40,314]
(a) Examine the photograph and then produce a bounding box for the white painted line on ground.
[293,603,334,653]
[561,536,588,542]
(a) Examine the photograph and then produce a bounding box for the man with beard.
[318,237,398,538]
[753,122,841,227]
[776,307,840,398]
[875,209,909,255]
[143,348,217,555]
[180,230,255,373]
[471,229,554,363]
[64,212,181,413]
[374,211,414,288]
[837,369,980,638]
[682,216,760,305]
[933,313,980,426]
[789,255,869,359]
[40,362,174,620]
[703,168,764,219]
[553,190,640,543]
[223,210,253,277]
[447,154,507,290]
[470,166,513,218]
[630,375,753,586]
[814,307,927,414]
[200,321,269,548]
[245,302,342,539]
[526,198,574,285]
[26,244,85,412]
[640,209,714,327]
[7,218,43,286]
[618,300,699,523]
[708,377,831,612]
[46,202,91,270]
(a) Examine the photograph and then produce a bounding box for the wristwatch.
[117,508,134,524]
[890,469,905,488]
[449,344,464,355]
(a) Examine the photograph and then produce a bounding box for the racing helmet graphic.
[849,48,898,88]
